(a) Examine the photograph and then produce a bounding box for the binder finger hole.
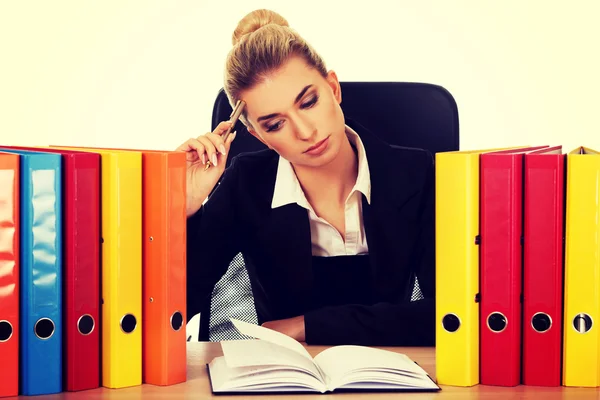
[487,312,507,333]
[531,312,552,333]
[573,313,593,333]
[34,318,55,340]
[442,314,460,333]
[0,320,13,342]
[170,311,183,331]
[77,314,95,335]
[120,314,137,334]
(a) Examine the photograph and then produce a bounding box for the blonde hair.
[224,9,328,127]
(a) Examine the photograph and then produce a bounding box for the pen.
[204,99,246,170]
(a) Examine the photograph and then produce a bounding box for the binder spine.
[165,154,187,384]
[19,153,63,395]
[142,153,187,385]
[480,154,523,387]
[0,154,20,398]
[435,153,480,386]
[102,153,142,389]
[522,154,565,387]
[562,153,600,387]
[65,157,101,391]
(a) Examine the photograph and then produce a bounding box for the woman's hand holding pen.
[176,120,237,217]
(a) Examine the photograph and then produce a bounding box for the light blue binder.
[0,148,63,395]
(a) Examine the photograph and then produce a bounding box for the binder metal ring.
[34,317,55,340]
[77,314,95,335]
[531,312,552,333]
[170,311,184,331]
[486,312,507,333]
[0,320,13,342]
[573,313,593,334]
[120,314,137,334]
[441,313,461,333]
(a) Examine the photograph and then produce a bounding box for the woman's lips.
[304,136,330,156]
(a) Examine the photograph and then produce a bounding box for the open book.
[207,319,440,394]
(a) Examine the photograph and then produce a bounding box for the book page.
[314,345,436,389]
[230,318,313,360]
[209,356,324,393]
[220,339,323,382]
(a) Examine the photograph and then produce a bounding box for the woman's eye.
[301,95,318,109]
[266,121,283,132]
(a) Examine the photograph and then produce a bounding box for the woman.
[178,9,435,346]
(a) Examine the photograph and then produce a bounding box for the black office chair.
[199,82,459,341]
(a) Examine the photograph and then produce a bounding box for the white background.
[2,1,599,152]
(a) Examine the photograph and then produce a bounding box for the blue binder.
[0,149,63,395]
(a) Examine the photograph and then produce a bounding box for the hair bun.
[232,9,289,45]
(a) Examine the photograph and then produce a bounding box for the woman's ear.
[325,70,342,104]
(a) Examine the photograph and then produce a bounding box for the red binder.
[479,146,548,386]
[522,146,565,386]
[2,146,101,391]
[0,152,20,398]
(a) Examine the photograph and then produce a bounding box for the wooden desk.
[12,342,600,399]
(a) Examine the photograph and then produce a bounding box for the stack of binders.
[0,145,187,397]
[436,144,600,388]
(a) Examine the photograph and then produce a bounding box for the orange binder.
[0,152,19,398]
[140,150,187,385]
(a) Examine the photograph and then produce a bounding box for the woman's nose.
[293,116,317,140]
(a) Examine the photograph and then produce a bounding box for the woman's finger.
[176,138,205,163]
[224,131,237,151]
[197,135,218,167]
[205,132,228,156]
[213,120,233,136]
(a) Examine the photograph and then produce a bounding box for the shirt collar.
[271,124,372,210]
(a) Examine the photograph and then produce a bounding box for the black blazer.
[186,119,436,346]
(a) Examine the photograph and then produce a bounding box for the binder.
[562,146,600,387]
[140,150,187,386]
[0,148,62,396]
[435,146,516,387]
[0,152,20,398]
[479,146,548,387]
[4,146,101,391]
[522,146,565,387]
[66,146,188,385]
[50,146,142,389]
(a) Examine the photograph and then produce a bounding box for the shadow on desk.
[15,343,600,399]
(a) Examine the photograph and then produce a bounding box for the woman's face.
[241,55,346,169]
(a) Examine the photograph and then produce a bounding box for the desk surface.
[13,342,600,399]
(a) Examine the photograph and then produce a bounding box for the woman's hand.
[175,121,237,217]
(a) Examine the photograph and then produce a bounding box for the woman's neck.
[293,134,358,207]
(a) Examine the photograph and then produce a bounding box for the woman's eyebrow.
[257,84,313,122]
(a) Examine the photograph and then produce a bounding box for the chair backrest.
[200,82,460,341]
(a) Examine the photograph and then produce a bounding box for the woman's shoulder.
[228,148,279,173]
[388,143,434,165]
[349,118,433,170]
[376,140,434,179]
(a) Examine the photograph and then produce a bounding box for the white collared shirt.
[271,125,371,257]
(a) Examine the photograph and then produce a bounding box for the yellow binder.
[562,146,600,387]
[50,146,142,389]
[435,147,515,387]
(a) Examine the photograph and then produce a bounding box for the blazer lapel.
[253,160,315,316]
